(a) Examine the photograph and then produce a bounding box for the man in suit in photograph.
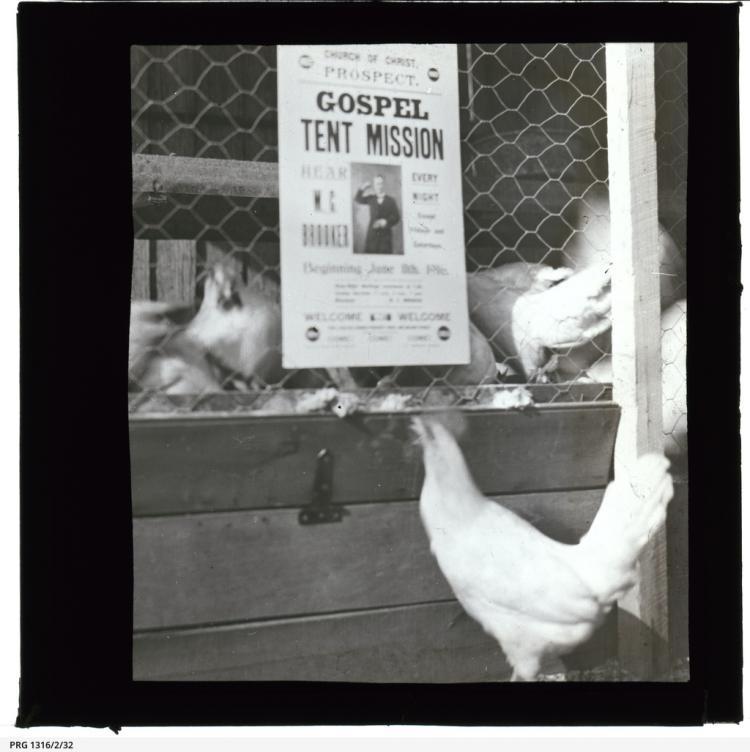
[354,174,401,254]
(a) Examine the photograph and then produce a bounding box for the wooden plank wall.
[131,240,150,300]
[129,407,621,516]
[155,240,196,303]
[132,407,621,681]
[133,490,607,631]
[134,600,616,683]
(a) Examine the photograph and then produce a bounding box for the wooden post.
[131,239,151,300]
[606,43,669,679]
[155,240,197,304]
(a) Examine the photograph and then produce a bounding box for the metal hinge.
[298,448,349,525]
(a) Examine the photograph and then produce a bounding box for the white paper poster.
[277,44,470,368]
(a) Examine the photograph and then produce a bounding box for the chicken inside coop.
[128,40,687,463]
[129,217,685,459]
[130,257,610,389]
[413,411,674,681]
[129,257,352,396]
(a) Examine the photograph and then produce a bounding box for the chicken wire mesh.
[654,43,687,469]
[129,44,686,438]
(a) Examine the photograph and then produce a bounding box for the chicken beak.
[211,265,242,310]
[220,290,242,311]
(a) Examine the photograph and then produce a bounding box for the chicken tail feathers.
[577,454,674,602]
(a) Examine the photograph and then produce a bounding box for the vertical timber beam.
[606,43,669,679]
[155,240,197,305]
[131,239,151,300]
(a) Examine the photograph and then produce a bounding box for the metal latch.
[298,449,348,525]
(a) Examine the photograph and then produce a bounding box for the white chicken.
[468,261,612,381]
[413,413,674,680]
[128,300,223,395]
[130,260,359,395]
[186,261,284,388]
[129,300,179,379]
[188,260,360,390]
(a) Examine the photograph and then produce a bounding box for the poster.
[277,44,470,368]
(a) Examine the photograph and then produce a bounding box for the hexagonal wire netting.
[129,44,686,449]
[654,43,687,465]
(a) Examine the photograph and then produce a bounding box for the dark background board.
[18,0,741,728]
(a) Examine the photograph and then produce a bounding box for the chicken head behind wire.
[186,259,359,391]
[186,260,284,387]
[468,261,611,381]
